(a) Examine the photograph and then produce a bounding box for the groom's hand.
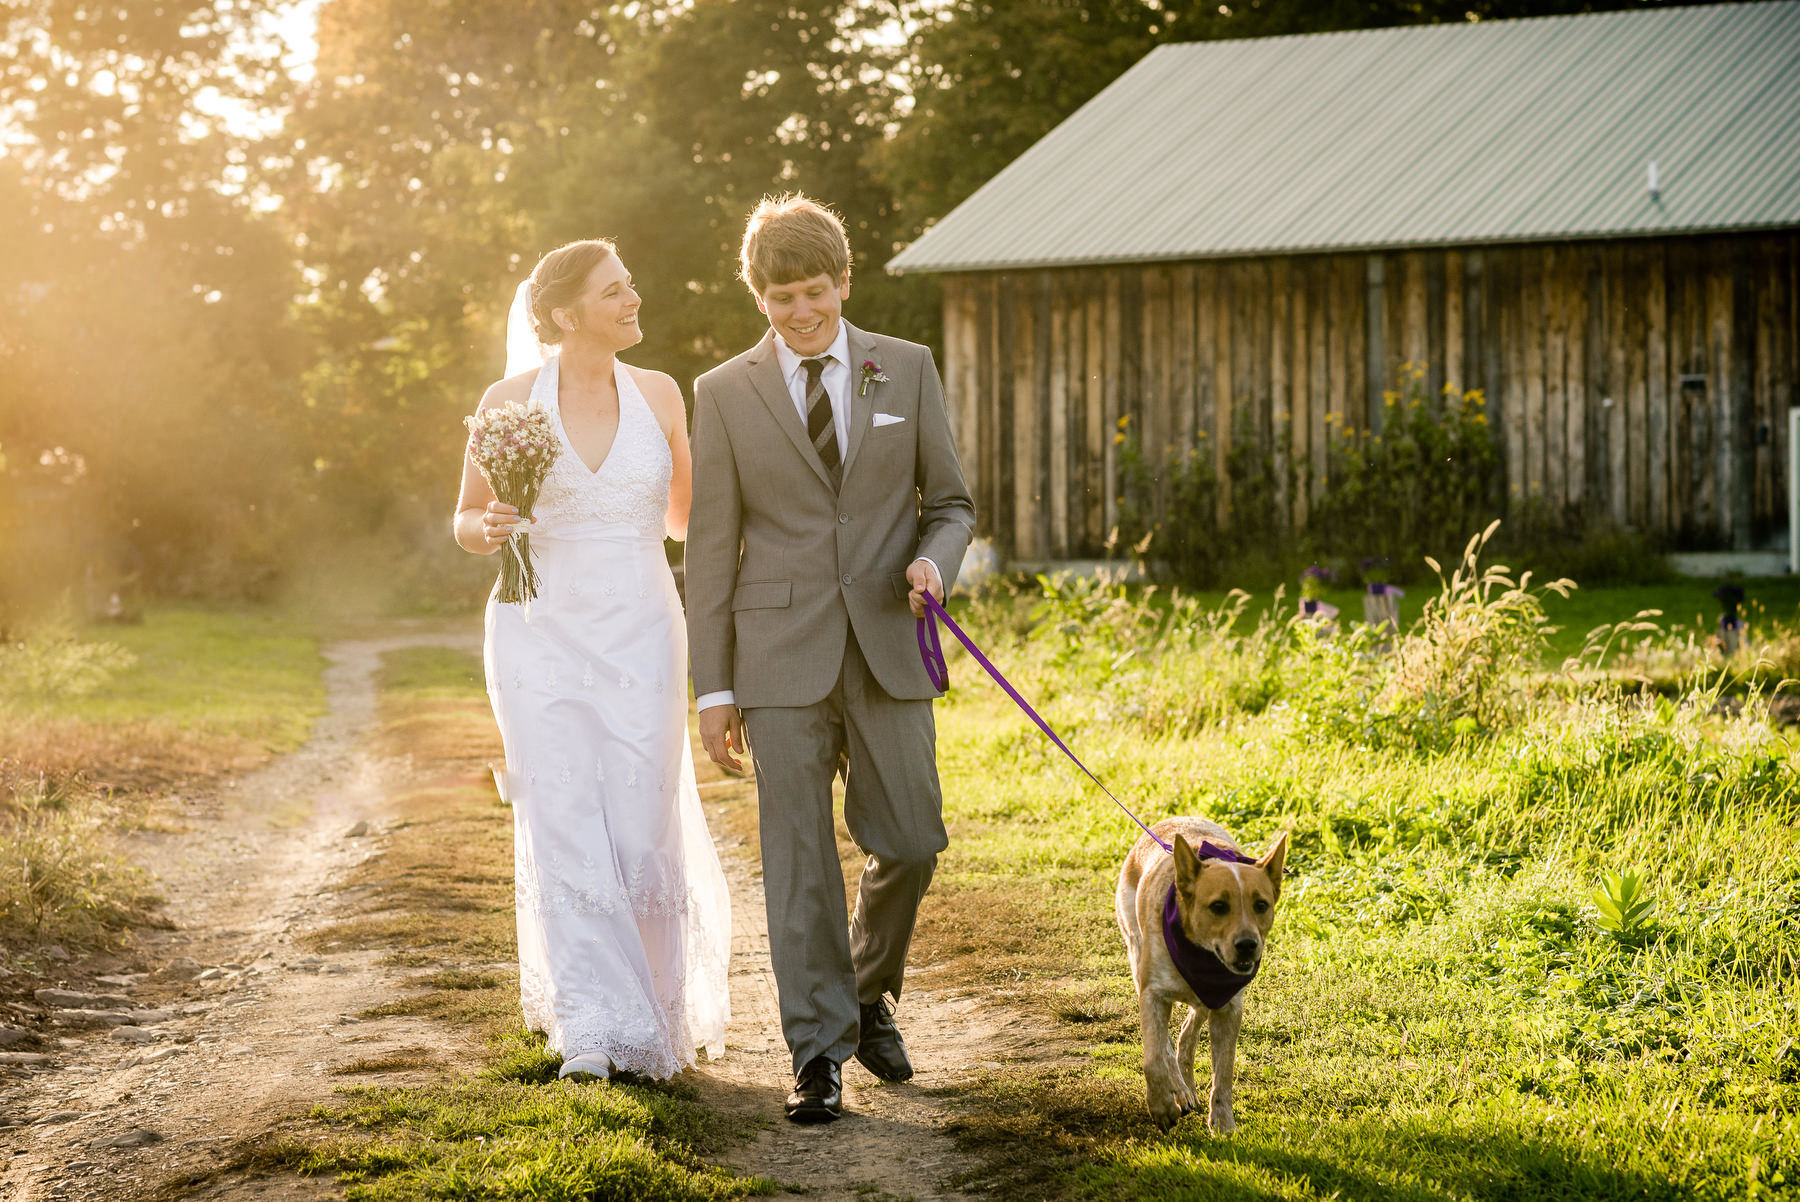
[700,704,749,775]
[906,559,944,618]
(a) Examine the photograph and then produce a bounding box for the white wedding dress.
[483,352,730,1077]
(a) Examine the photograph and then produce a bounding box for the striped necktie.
[802,356,841,487]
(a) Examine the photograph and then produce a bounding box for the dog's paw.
[1147,1091,1186,1131]
[1148,1083,1199,1130]
[1207,1102,1237,1135]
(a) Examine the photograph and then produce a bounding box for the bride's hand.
[483,501,532,548]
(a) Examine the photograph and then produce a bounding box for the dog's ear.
[1172,834,1200,893]
[1257,831,1289,901]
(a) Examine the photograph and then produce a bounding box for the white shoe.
[558,1052,612,1082]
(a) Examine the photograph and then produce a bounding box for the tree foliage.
[0,0,301,612]
[0,0,1662,617]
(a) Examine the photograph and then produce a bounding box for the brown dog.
[1115,818,1287,1131]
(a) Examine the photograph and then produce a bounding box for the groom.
[687,194,975,1122]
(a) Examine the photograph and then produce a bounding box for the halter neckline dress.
[483,353,729,1077]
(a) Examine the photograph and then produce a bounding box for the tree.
[0,0,303,610]
[284,0,934,596]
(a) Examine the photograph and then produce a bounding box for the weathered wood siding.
[940,232,1799,558]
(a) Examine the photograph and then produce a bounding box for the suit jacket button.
[842,574,853,585]
[838,513,849,524]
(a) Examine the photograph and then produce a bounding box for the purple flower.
[858,360,891,397]
[1299,564,1336,601]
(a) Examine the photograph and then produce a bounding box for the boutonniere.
[858,360,890,397]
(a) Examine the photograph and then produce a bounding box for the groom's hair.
[529,239,617,344]
[740,194,851,296]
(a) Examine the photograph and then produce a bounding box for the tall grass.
[0,770,158,947]
[926,531,1800,1199]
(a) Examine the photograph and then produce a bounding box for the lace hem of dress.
[520,960,701,1080]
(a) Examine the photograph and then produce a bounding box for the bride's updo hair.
[528,239,617,345]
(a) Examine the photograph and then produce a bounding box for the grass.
[330,1047,441,1075]
[266,1076,769,1202]
[0,605,327,795]
[280,645,771,1201]
[24,583,1788,1196]
[0,772,162,946]
[908,540,1800,1200]
[13,606,326,736]
[0,605,327,951]
[1053,574,1800,670]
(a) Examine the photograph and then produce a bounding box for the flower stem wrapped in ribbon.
[463,402,561,604]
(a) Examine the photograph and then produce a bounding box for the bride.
[453,238,730,1080]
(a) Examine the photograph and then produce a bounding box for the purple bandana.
[1161,841,1261,1010]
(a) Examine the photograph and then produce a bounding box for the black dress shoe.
[785,1056,842,1123]
[855,997,913,1082]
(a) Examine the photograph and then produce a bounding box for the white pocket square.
[873,413,906,427]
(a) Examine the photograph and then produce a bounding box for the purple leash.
[917,593,1172,854]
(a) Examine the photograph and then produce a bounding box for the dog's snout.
[1233,937,1260,959]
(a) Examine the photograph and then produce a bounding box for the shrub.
[1496,498,1672,586]
[0,616,135,705]
[1309,366,1499,579]
[1111,363,1665,590]
[1118,365,1501,589]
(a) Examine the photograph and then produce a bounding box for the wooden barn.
[887,3,1800,562]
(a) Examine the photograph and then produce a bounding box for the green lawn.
[14,595,1794,1197]
[68,607,327,747]
[3,605,328,752]
[915,568,1800,1200]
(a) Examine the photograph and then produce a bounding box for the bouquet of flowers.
[463,402,561,604]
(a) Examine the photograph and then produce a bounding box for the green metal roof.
[887,3,1800,274]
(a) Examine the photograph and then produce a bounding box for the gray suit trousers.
[742,631,948,1073]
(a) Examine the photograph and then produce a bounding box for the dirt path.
[0,626,485,1201]
[690,781,1058,1202]
[1,623,1057,1201]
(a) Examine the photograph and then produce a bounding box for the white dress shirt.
[773,322,853,454]
[696,319,941,715]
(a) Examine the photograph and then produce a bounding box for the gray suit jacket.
[687,322,976,708]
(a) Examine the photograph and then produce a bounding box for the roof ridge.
[1147,1,1797,51]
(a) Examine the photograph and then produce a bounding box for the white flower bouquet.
[463,402,561,604]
